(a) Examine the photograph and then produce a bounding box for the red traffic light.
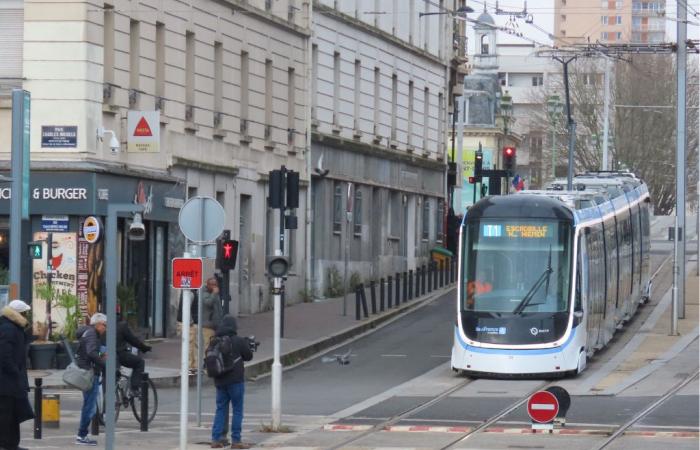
[216,239,239,272]
[503,146,516,157]
[468,176,475,184]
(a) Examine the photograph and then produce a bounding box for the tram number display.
[482,223,552,239]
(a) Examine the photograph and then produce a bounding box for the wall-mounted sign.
[41,126,77,148]
[127,111,160,153]
[41,215,69,232]
[82,216,102,244]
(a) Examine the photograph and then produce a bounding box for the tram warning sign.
[172,257,203,289]
[527,390,559,424]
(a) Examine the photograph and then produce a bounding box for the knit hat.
[8,299,30,313]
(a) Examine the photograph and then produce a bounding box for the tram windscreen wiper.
[512,246,553,315]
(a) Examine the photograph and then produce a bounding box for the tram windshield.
[462,219,572,314]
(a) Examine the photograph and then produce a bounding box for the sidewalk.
[29,281,455,389]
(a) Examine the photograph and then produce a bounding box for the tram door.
[578,233,596,354]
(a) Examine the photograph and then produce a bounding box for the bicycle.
[96,367,158,426]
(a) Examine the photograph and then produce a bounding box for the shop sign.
[41,215,69,232]
[41,126,77,148]
[82,216,102,244]
[127,111,160,153]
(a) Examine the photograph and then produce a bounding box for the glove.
[141,345,152,353]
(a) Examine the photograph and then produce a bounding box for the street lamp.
[547,94,563,180]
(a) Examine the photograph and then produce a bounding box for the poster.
[457,148,493,212]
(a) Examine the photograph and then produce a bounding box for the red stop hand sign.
[527,391,559,424]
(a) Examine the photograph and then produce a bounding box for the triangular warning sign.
[134,117,153,137]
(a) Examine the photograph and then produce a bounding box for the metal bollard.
[355,286,361,320]
[387,276,393,308]
[140,372,149,432]
[421,265,426,295]
[427,263,432,292]
[433,261,438,289]
[439,260,444,287]
[395,272,400,308]
[34,378,42,439]
[360,284,369,318]
[380,277,385,311]
[370,280,377,314]
[415,267,421,296]
[408,270,413,300]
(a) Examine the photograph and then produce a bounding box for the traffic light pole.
[45,233,53,341]
[271,270,282,430]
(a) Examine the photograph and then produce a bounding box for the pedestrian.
[74,313,107,446]
[0,300,34,450]
[191,277,223,375]
[210,315,253,449]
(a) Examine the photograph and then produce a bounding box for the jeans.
[211,382,245,443]
[118,351,145,390]
[78,376,99,438]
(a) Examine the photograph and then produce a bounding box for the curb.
[323,424,699,438]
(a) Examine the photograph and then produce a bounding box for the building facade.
[554,0,666,44]
[0,0,311,336]
[309,0,460,295]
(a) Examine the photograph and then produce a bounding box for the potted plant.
[30,284,80,369]
[53,291,80,369]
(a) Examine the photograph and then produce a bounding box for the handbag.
[62,363,94,392]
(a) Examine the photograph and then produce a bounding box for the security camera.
[127,213,146,241]
[97,127,120,154]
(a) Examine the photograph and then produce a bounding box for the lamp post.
[547,94,563,181]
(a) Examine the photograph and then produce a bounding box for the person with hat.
[0,300,34,450]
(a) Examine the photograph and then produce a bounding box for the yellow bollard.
[42,394,60,428]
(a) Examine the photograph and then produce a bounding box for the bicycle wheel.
[131,378,158,425]
[96,381,121,426]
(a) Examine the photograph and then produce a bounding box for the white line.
[531,404,556,410]
[430,355,451,358]
[381,354,407,358]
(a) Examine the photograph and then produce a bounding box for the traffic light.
[216,239,239,272]
[474,151,483,181]
[28,241,42,259]
[266,254,289,278]
[503,146,516,173]
[468,176,475,184]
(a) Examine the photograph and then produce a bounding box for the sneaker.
[210,442,226,449]
[230,443,252,449]
[75,435,97,446]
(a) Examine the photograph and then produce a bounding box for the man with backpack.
[207,315,253,449]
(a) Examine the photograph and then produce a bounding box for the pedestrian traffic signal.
[468,176,475,184]
[266,255,289,278]
[28,241,42,260]
[474,151,483,181]
[503,146,516,173]
[216,239,239,272]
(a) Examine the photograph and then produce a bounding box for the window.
[532,75,543,86]
[155,22,165,102]
[241,51,249,123]
[288,67,295,145]
[333,52,340,125]
[390,192,401,237]
[185,31,195,108]
[187,186,197,199]
[354,60,361,129]
[129,20,140,91]
[601,32,608,41]
[265,59,273,136]
[480,34,489,55]
[437,93,444,153]
[561,14,566,21]
[601,16,608,25]
[333,183,342,233]
[214,42,223,115]
[421,198,430,240]
[436,200,444,243]
[616,32,622,40]
[373,67,380,132]
[583,73,596,85]
[103,5,114,85]
[423,87,430,149]
[311,45,318,119]
[391,73,398,140]
[353,189,362,235]
[408,80,414,146]
[616,16,622,24]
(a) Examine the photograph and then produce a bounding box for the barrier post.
[387,276,393,308]
[34,378,42,439]
[433,261,438,289]
[355,286,361,320]
[380,277,385,311]
[408,270,413,300]
[421,265,426,295]
[395,272,400,308]
[360,283,369,318]
[427,263,432,292]
[370,280,377,314]
[439,260,444,287]
[140,372,149,432]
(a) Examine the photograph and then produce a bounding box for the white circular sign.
[83,216,102,244]
[178,196,225,243]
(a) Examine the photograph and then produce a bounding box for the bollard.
[370,280,377,314]
[439,260,444,287]
[415,267,421,297]
[34,378,42,439]
[395,272,400,308]
[140,372,149,432]
[360,284,369,318]
[402,271,408,303]
[379,277,385,311]
[355,286,361,320]
[408,270,413,300]
[427,263,432,292]
[433,261,439,289]
[42,394,60,429]
[421,265,426,295]
[387,276,393,308]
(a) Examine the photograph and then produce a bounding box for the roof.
[476,11,495,26]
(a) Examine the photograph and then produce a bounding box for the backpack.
[204,336,241,378]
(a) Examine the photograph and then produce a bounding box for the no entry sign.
[527,390,559,424]
[172,257,203,289]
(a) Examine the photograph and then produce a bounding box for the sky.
[464,0,700,47]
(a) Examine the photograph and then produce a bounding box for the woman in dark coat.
[0,300,34,450]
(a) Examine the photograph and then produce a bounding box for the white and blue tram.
[451,172,652,377]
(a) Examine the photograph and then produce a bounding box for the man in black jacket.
[210,315,253,449]
[113,314,151,395]
[0,300,33,450]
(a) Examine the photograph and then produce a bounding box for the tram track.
[592,369,699,449]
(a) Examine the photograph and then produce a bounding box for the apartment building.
[554,0,666,44]
[0,0,311,336]
[309,0,461,294]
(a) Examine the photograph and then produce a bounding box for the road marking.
[381,354,407,358]
[430,355,451,358]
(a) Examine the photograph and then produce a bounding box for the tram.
[451,171,652,377]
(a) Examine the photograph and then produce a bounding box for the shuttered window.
[0,8,23,79]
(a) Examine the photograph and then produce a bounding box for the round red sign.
[527,390,559,424]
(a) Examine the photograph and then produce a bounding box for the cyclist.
[105,309,152,396]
